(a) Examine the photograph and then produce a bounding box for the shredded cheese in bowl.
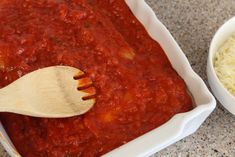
[214,33,235,96]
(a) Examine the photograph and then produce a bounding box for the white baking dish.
[0,0,216,157]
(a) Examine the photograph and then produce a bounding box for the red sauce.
[0,0,193,156]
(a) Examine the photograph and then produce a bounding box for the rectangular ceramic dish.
[0,0,216,157]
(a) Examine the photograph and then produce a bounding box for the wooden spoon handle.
[0,84,28,114]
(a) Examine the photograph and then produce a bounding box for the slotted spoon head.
[0,66,96,118]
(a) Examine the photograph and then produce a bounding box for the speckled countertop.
[1,0,235,157]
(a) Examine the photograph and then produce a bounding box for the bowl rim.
[208,16,235,107]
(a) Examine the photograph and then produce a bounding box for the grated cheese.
[214,33,235,96]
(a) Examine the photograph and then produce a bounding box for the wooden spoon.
[0,66,96,118]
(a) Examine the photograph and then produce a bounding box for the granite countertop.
[1,0,235,157]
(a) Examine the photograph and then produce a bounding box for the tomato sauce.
[0,0,193,156]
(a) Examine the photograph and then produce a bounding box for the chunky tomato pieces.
[0,0,193,156]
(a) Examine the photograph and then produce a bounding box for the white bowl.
[207,17,235,115]
[0,0,216,157]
